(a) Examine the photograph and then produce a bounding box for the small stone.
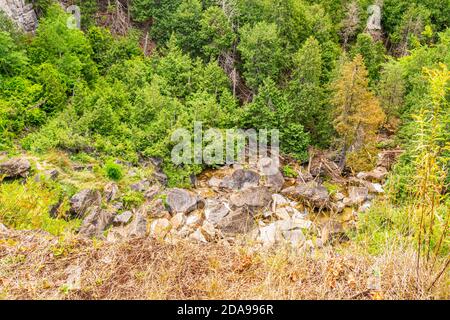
[208,177,222,188]
[104,182,119,202]
[271,194,290,212]
[220,169,260,190]
[130,180,150,192]
[69,189,102,218]
[170,212,186,230]
[229,187,272,208]
[146,198,168,218]
[189,228,208,243]
[348,186,369,205]
[204,199,230,225]
[144,185,160,201]
[200,221,216,241]
[185,212,202,228]
[113,211,133,226]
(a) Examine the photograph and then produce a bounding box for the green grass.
[0,179,80,235]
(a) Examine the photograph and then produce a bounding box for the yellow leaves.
[332,54,385,152]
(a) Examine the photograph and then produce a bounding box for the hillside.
[0,0,448,300]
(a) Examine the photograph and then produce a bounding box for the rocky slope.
[0,148,401,251]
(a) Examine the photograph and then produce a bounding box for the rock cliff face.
[0,0,37,32]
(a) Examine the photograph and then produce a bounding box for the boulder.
[170,212,186,230]
[166,188,199,214]
[216,208,255,234]
[0,157,30,178]
[153,171,168,186]
[185,211,202,228]
[0,0,38,32]
[78,207,114,238]
[229,187,272,208]
[126,211,147,237]
[257,220,306,247]
[259,157,285,191]
[113,211,133,226]
[207,177,222,188]
[69,189,102,218]
[357,167,388,182]
[144,185,160,201]
[271,194,290,212]
[145,198,169,218]
[189,228,208,243]
[220,169,260,190]
[150,218,172,239]
[204,199,230,225]
[104,182,119,202]
[281,181,330,208]
[348,186,369,205]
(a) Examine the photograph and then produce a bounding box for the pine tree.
[332,54,385,171]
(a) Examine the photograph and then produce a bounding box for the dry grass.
[0,229,448,300]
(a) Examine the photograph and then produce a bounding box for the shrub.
[104,160,123,181]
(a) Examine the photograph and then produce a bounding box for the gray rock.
[130,180,150,192]
[69,189,102,218]
[204,199,230,225]
[281,181,330,208]
[207,177,222,188]
[220,169,260,190]
[126,211,147,237]
[357,167,388,182]
[78,207,114,238]
[257,220,306,247]
[348,186,369,205]
[104,182,119,202]
[113,211,133,226]
[145,198,169,218]
[144,185,159,201]
[216,208,255,234]
[264,171,285,192]
[153,171,168,186]
[166,188,199,214]
[0,0,38,32]
[229,187,272,208]
[259,157,284,191]
[0,157,30,178]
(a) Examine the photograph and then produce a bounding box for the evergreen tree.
[331,54,385,171]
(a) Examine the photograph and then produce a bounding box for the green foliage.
[282,165,298,178]
[200,6,236,58]
[104,160,124,181]
[238,22,282,91]
[350,33,386,83]
[0,179,80,235]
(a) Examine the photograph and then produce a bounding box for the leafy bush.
[104,160,124,181]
